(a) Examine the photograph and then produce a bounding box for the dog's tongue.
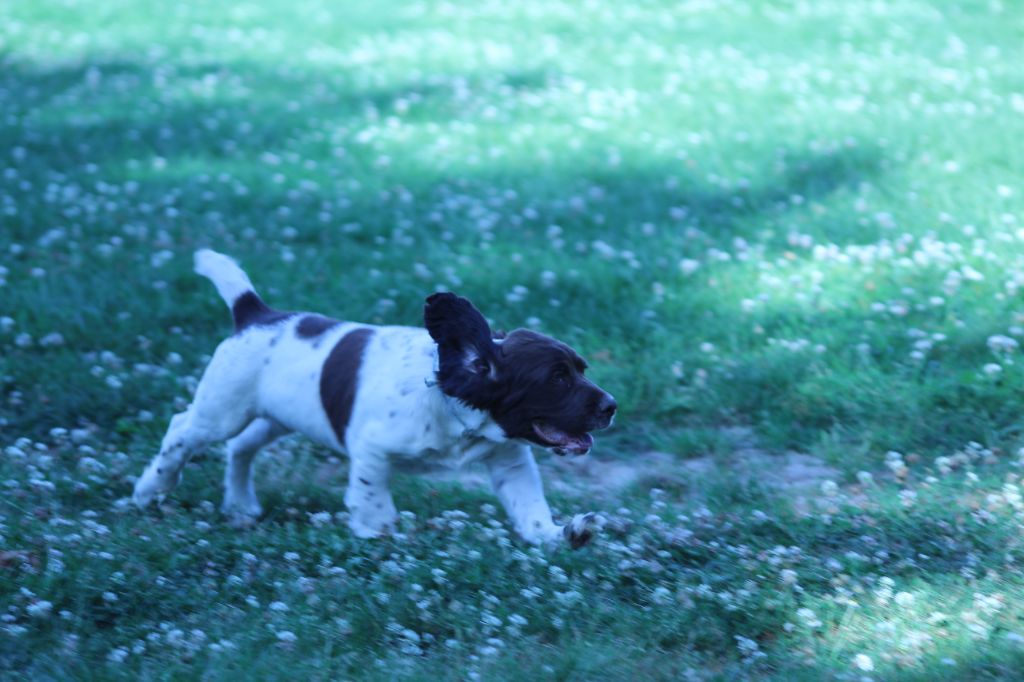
[532,423,593,455]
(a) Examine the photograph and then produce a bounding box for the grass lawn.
[2,0,1024,678]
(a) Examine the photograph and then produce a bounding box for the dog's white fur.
[132,250,596,548]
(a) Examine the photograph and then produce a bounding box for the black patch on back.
[296,315,340,339]
[232,292,292,333]
[320,328,374,448]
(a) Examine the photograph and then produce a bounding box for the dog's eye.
[551,366,571,385]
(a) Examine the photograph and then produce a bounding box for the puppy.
[132,250,617,548]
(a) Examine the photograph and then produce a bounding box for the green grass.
[2,0,1024,678]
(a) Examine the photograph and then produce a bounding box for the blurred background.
[2,1,1024,679]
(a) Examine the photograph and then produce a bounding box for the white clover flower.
[885,451,908,477]
[275,630,297,643]
[894,591,915,607]
[554,590,581,606]
[268,601,288,612]
[796,608,822,628]
[107,647,129,663]
[983,363,1003,376]
[735,635,765,662]
[309,511,332,527]
[26,601,53,619]
[853,653,874,671]
[102,592,118,603]
[962,265,985,282]
[962,611,990,640]
[987,335,1019,354]
[679,258,700,275]
[150,250,173,268]
[856,471,874,486]
[39,332,64,347]
[651,586,672,604]
[505,285,529,304]
[591,240,616,258]
[888,303,909,316]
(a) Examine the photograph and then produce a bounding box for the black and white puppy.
[132,250,617,548]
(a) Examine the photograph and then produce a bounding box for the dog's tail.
[194,249,276,332]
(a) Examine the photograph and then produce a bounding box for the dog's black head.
[424,292,617,455]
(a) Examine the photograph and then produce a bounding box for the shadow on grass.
[0,47,888,444]
[0,55,555,186]
[2,53,882,238]
[4,50,1017,468]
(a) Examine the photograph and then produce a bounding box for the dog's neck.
[426,347,506,443]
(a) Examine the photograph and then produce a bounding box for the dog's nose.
[597,394,617,421]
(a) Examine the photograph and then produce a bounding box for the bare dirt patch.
[423,427,841,510]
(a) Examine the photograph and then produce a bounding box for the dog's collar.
[444,394,474,434]
[425,347,504,441]
[425,349,471,434]
[424,349,441,388]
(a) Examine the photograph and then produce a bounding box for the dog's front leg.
[485,445,596,549]
[344,450,398,538]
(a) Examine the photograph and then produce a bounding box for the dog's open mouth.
[532,422,593,455]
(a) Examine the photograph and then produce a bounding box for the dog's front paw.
[562,512,598,550]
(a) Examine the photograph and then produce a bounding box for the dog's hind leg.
[132,409,233,507]
[221,418,289,526]
[133,340,259,508]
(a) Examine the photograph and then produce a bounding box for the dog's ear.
[424,293,499,403]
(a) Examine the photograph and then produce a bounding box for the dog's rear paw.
[222,501,262,529]
[132,490,155,509]
[225,511,261,529]
[563,512,598,550]
[132,480,162,509]
[348,516,396,539]
[132,466,179,509]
